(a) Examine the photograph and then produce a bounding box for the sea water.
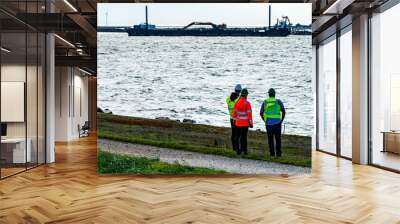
[98,33,313,136]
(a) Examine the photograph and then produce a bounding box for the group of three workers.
[226,84,286,156]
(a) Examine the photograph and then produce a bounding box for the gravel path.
[99,139,311,175]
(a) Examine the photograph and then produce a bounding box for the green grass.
[98,113,312,167]
[98,131,311,167]
[97,150,227,175]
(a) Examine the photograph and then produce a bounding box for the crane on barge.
[126,5,291,37]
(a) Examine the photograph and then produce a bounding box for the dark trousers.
[235,126,249,154]
[266,124,282,156]
[230,119,238,151]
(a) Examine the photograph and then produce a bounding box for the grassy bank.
[98,113,312,167]
[97,150,226,174]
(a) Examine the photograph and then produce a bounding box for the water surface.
[98,33,313,136]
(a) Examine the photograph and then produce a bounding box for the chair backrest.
[82,121,90,129]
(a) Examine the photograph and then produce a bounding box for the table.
[382,131,400,154]
[1,138,31,163]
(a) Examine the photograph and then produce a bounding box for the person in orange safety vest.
[232,88,253,155]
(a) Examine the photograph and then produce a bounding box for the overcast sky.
[98,3,311,27]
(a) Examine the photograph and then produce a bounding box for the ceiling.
[0,0,97,74]
[310,0,390,43]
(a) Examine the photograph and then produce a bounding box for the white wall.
[55,66,69,141]
[1,65,26,138]
[1,63,46,164]
[72,72,89,138]
[55,67,89,141]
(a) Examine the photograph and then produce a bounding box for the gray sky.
[98,3,311,27]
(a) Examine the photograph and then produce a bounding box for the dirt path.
[98,139,311,175]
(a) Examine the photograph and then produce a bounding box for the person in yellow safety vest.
[226,84,242,151]
[260,88,286,157]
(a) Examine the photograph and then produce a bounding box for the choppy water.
[98,33,313,136]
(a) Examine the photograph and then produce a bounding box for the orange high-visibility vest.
[232,97,253,127]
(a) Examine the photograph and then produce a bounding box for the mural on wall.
[97,3,313,175]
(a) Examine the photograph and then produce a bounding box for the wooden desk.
[382,131,400,154]
[1,138,31,163]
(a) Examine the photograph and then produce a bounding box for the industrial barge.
[127,22,291,37]
[126,6,292,37]
[98,6,311,36]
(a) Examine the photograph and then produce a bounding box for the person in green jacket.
[226,84,242,151]
[260,88,286,157]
